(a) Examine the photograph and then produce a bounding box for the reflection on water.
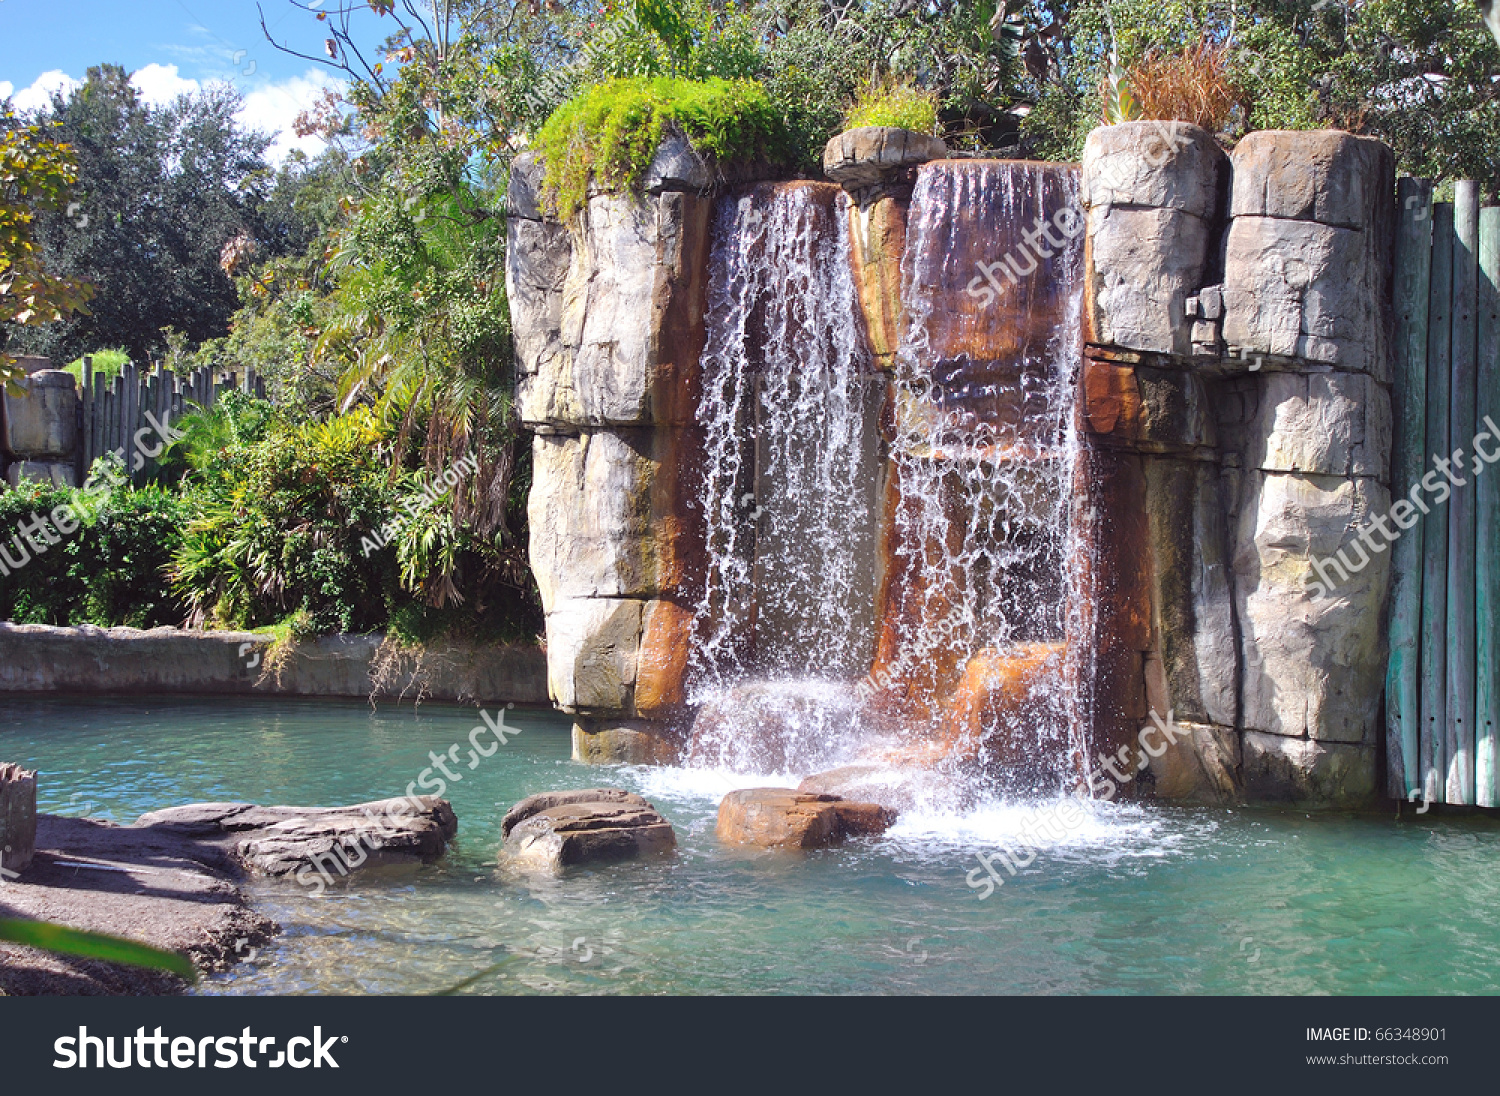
[3,696,1500,995]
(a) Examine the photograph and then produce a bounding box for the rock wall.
[511,122,1397,805]
[509,141,716,760]
[1082,122,1395,805]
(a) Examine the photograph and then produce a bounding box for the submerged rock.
[501,789,676,870]
[716,788,896,848]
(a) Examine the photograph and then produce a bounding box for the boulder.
[1081,122,1228,359]
[1240,730,1376,805]
[1141,719,1241,804]
[1229,469,1390,745]
[136,796,458,881]
[796,763,943,814]
[715,788,896,848]
[1215,371,1391,481]
[1082,121,1227,218]
[644,131,712,193]
[822,126,947,192]
[1219,215,1390,379]
[501,788,676,869]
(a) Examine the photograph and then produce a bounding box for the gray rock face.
[822,126,947,192]
[1240,730,1376,805]
[1220,215,1391,378]
[2,369,77,459]
[1216,371,1391,481]
[1081,124,1396,806]
[1229,129,1394,231]
[645,132,712,193]
[501,788,676,869]
[1230,470,1390,744]
[1221,130,1394,381]
[509,144,712,732]
[137,796,458,880]
[1081,123,1228,357]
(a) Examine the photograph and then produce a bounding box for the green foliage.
[0,110,95,384]
[62,347,129,383]
[0,918,196,982]
[537,75,786,219]
[844,78,941,133]
[0,476,187,628]
[168,402,399,634]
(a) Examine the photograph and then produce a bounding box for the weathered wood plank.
[1421,203,1455,803]
[1386,178,1434,800]
[1479,206,1500,806]
[1447,181,1479,804]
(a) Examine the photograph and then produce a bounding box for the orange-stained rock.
[939,643,1066,768]
[715,788,896,848]
[633,597,696,716]
[846,194,909,369]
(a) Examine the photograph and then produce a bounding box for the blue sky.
[0,0,389,161]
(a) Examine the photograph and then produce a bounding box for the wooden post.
[0,762,37,879]
[1386,178,1434,800]
[1447,181,1480,805]
[1421,203,1455,803]
[80,354,94,479]
[1479,206,1500,807]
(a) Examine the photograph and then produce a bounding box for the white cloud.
[236,69,346,165]
[130,63,202,107]
[2,70,83,113]
[1,64,343,166]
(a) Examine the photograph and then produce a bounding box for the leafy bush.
[844,77,940,135]
[0,475,187,627]
[536,75,788,218]
[62,348,130,384]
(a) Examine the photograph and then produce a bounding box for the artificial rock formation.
[500,788,676,870]
[509,146,714,762]
[0,761,37,877]
[715,788,895,848]
[1081,123,1395,805]
[2,369,79,486]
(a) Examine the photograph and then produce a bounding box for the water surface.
[2,695,1497,995]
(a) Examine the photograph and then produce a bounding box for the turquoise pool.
[3,695,1499,995]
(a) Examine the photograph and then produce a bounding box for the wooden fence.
[1386,179,1500,806]
[78,359,266,479]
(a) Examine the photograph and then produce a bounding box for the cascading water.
[870,161,1090,799]
[685,181,884,774]
[683,164,1092,799]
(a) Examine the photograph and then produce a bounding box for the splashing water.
[685,165,1091,795]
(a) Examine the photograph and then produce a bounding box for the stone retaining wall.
[0,623,549,705]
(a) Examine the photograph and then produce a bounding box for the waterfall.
[684,164,1090,795]
[872,161,1089,798]
[686,182,882,773]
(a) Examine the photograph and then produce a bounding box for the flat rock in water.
[501,789,676,870]
[716,788,897,849]
[137,796,458,878]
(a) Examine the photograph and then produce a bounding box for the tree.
[0,111,94,385]
[9,65,303,364]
